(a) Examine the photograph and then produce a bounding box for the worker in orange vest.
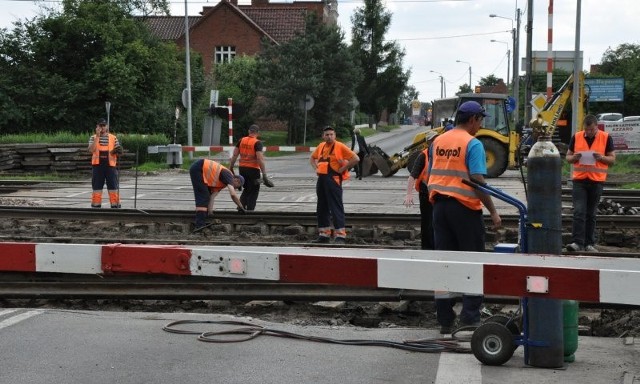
[189,158,245,230]
[229,124,273,211]
[88,118,122,208]
[565,114,616,252]
[427,101,501,334]
[309,126,359,244]
[403,129,439,250]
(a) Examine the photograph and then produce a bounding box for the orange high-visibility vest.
[314,142,352,181]
[572,131,609,182]
[91,134,117,167]
[238,136,260,169]
[202,159,226,193]
[427,129,482,210]
[414,148,430,192]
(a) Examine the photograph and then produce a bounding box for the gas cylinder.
[526,135,564,368]
[563,300,579,362]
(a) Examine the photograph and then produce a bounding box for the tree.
[478,75,500,87]
[457,84,472,95]
[350,0,409,125]
[206,55,260,140]
[257,14,361,144]
[596,43,640,116]
[0,0,191,135]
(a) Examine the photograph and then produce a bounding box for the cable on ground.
[162,319,472,353]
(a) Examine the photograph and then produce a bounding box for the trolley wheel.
[485,315,520,336]
[471,323,515,366]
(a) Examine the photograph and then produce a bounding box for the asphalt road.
[1,308,637,384]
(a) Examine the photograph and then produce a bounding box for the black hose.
[162,319,473,353]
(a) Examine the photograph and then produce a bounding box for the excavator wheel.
[479,137,508,178]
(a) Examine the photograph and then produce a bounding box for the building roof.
[241,7,307,43]
[141,4,309,44]
[141,16,200,41]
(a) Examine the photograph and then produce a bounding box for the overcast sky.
[1,0,637,103]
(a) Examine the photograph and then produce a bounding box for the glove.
[262,173,274,188]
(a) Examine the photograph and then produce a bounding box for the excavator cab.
[454,93,517,178]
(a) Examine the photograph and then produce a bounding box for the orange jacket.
[91,134,118,167]
[202,159,227,193]
[414,148,430,192]
[238,136,260,169]
[572,131,610,182]
[312,142,354,181]
[428,129,482,210]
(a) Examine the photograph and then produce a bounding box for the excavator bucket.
[368,145,395,177]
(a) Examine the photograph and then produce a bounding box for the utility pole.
[524,0,534,126]
[514,8,521,125]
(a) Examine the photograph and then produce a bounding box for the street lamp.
[183,0,193,158]
[490,39,510,87]
[456,60,472,89]
[430,70,446,98]
[490,9,522,124]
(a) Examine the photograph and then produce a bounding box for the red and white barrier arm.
[1,242,639,306]
[181,145,317,153]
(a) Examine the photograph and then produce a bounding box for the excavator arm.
[530,72,587,138]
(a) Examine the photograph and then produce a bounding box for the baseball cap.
[97,118,108,125]
[457,101,487,117]
[234,175,245,186]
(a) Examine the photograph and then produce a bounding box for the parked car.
[596,113,623,122]
[616,116,640,122]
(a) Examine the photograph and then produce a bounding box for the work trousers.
[433,196,485,326]
[418,191,434,250]
[91,161,119,207]
[189,159,210,209]
[571,179,603,247]
[315,173,345,234]
[239,166,261,211]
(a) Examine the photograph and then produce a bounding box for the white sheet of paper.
[579,150,596,165]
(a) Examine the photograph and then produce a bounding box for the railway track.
[1,205,639,230]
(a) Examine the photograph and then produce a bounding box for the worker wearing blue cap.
[427,101,502,334]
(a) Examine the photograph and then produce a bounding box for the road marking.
[435,352,482,384]
[0,310,43,331]
[0,309,18,317]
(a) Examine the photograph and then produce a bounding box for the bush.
[0,132,171,165]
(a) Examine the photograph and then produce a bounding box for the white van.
[596,113,623,122]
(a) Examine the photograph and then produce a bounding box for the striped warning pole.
[228,98,233,145]
[546,0,554,99]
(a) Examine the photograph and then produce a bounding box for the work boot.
[111,204,121,209]
[566,242,582,252]
[311,236,330,244]
[334,237,346,244]
[194,211,208,230]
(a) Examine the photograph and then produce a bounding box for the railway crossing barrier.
[1,242,639,306]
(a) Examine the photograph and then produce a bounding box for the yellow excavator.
[368,73,587,178]
[369,92,517,178]
[528,72,588,153]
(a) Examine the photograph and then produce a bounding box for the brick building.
[143,0,338,74]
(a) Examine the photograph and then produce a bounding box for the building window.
[215,46,236,64]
